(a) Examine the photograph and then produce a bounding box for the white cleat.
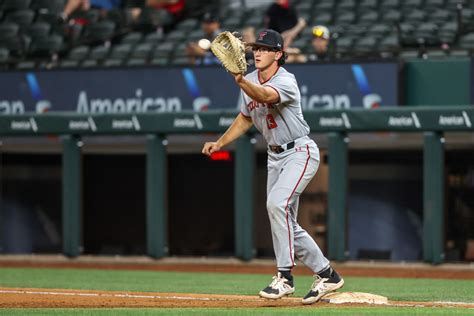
[302,274,344,305]
[259,272,295,299]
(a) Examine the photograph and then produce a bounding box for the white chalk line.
[0,289,263,302]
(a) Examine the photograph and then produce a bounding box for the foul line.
[0,289,264,302]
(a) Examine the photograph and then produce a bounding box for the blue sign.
[0,63,398,114]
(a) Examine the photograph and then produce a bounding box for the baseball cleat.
[259,272,295,299]
[302,271,344,305]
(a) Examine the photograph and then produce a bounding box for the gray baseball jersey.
[239,67,330,273]
[240,67,310,146]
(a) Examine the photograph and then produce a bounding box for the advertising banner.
[0,63,398,114]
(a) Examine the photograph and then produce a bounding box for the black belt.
[268,141,295,154]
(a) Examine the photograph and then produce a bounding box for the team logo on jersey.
[258,31,267,41]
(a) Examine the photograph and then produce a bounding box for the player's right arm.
[202,113,253,156]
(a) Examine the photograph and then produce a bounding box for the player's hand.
[233,73,243,84]
[202,142,221,156]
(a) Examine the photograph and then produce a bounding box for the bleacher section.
[0,0,474,69]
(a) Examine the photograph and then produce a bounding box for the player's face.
[252,46,280,70]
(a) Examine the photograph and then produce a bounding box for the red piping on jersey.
[240,111,251,118]
[258,66,280,84]
[284,144,311,267]
[265,85,281,104]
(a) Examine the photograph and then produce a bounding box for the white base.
[321,292,388,305]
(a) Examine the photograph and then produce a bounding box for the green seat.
[59,59,80,68]
[68,45,90,61]
[28,34,63,57]
[131,43,153,59]
[358,11,379,24]
[32,0,66,14]
[16,60,36,69]
[382,10,401,22]
[5,10,35,30]
[81,59,99,67]
[150,57,169,65]
[312,12,332,25]
[82,20,116,44]
[336,12,356,25]
[358,0,377,10]
[1,0,32,11]
[121,32,143,45]
[110,43,132,59]
[126,58,147,66]
[103,58,123,67]
[404,10,427,22]
[89,45,110,60]
[25,22,51,39]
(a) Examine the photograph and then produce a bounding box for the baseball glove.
[210,31,247,74]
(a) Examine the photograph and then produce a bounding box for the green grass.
[0,267,473,303]
[0,267,473,315]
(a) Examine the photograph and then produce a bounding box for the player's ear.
[274,51,282,61]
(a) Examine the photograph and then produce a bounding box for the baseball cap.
[202,12,219,23]
[248,29,284,51]
[312,25,330,39]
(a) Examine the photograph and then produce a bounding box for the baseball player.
[202,29,344,304]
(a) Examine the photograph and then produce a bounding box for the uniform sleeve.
[265,73,298,106]
[239,91,250,117]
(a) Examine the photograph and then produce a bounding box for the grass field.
[1,267,473,315]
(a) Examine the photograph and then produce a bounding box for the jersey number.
[266,114,278,129]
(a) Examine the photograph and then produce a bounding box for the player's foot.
[259,272,295,299]
[302,268,344,305]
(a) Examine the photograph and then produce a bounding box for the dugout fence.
[1,106,473,264]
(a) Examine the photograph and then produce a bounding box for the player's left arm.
[233,74,279,104]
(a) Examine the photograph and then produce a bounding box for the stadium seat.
[175,18,199,31]
[399,50,419,59]
[315,2,334,11]
[110,43,132,59]
[1,0,32,12]
[89,45,110,60]
[32,0,66,14]
[425,50,448,58]
[82,20,116,44]
[154,42,174,57]
[336,12,356,25]
[121,32,143,45]
[430,9,453,23]
[382,10,402,22]
[358,11,379,24]
[404,9,427,22]
[150,56,168,65]
[459,32,474,49]
[367,23,393,36]
[335,37,354,53]
[170,56,189,65]
[103,58,123,67]
[380,0,400,10]
[312,12,332,25]
[353,37,378,52]
[0,22,20,39]
[143,32,164,44]
[338,0,356,10]
[130,42,153,59]
[125,58,147,66]
[68,45,90,61]
[4,10,35,30]
[450,49,469,57]
[403,0,423,9]
[81,59,99,67]
[425,0,446,8]
[59,59,80,68]
[358,0,378,10]
[28,34,63,58]
[166,29,187,42]
[25,22,51,39]
[379,35,400,51]
[0,47,9,64]
[15,60,36,69]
